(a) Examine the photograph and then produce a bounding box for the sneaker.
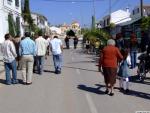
[12,80,19,84]
[109,92,114,96]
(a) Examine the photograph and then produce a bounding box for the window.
[7,0,12,5]
[15,0,19,7]
[107,18,110,25]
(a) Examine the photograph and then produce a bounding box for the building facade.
[0,0,23,43]
[31,12,50,35]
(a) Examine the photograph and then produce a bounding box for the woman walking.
[99,39,123,96]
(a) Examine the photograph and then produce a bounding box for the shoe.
[26,82,32,85]
[6,82,11,85]
[104,89,109,94]
[125,89,130,93]
[109,92,114,96]
[12,80,19,84]
[57,70,61,74]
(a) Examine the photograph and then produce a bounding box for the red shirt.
[100,45,123,68]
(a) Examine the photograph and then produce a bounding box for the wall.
[0,0,23,43]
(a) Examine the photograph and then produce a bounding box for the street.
[0,46,150,113]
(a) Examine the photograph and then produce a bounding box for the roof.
[119,17,141,26]
[31,12,47,21]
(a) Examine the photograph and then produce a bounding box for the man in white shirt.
[50,36,63,74]
[1,34,18,85]
[35,32,48,75]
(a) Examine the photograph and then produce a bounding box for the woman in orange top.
[99,39,123,96]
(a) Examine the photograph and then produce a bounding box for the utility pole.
[92,0,96,29]
[140,0,143,17]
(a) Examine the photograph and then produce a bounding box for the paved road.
[0,48,150,113]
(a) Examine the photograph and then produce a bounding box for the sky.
[30,0,150,27]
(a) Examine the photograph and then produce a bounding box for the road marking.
[76,69,80,75]
[85,93,98,113]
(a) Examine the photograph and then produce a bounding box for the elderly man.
[19,32,36,85]
[50,36,63,74]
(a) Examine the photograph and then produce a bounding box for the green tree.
[83,28,109,47]
[22,0,34,31]
[141,16,150,31]
[8,14,16,37]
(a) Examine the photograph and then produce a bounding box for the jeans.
[4,60,18,84]
[130,51,137,68]
[53,54,62,72]
[36,56,45,74]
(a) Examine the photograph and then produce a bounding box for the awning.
[119,18,141,26]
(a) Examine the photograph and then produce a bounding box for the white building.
[0,0,23,43]
[102,9,131,28]
[31,12,50,35]
[50,26,62,35]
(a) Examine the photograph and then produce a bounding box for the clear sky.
[30,0,150,27]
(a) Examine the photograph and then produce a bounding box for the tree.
[66,30,75,37]
[91,15,96,29]
[22,0,33,31]
[141,16,150,31]
[8,14,16,37]
[83,28,109,47]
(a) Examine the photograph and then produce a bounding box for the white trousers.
[119,77,129,90]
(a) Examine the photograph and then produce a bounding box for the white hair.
[107,39,116,46]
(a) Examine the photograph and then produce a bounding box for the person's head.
[107,39,116,46]
[24,32,31,37]
[4,33,11,40]
[116,33,122,39]
[53,36,58,39]
[38,30,43,36]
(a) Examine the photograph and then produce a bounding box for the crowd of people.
[98,32,150,96]
[1,32,63,85]
[1,31,150,97]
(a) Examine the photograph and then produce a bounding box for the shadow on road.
[0,79,5,84]
[63,66,98,72]
[67,60,96,64]
[129,75,150,85]
[44,64,98,72]
[77,84,105,95]
[44,70,55,74]
[120,89,150,100]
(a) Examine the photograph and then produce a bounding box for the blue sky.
[30,0,150,27]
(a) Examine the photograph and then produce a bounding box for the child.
[118,49,130,93]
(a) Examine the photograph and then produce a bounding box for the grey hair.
[107,39,116,46]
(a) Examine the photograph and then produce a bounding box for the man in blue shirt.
[19,32,36,85]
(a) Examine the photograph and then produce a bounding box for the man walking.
[19,32,36,85]
[35,31,48,75]
[1,34,18,85]
[50,36,63,74]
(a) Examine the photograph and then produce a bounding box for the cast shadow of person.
[77,84,105,95]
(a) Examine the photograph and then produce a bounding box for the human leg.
[11,60,18,84]
[4,62,11,85]
[26,56,34,84]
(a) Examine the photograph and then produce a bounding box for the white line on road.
[85,93,98,113]
[76,69,80,75]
